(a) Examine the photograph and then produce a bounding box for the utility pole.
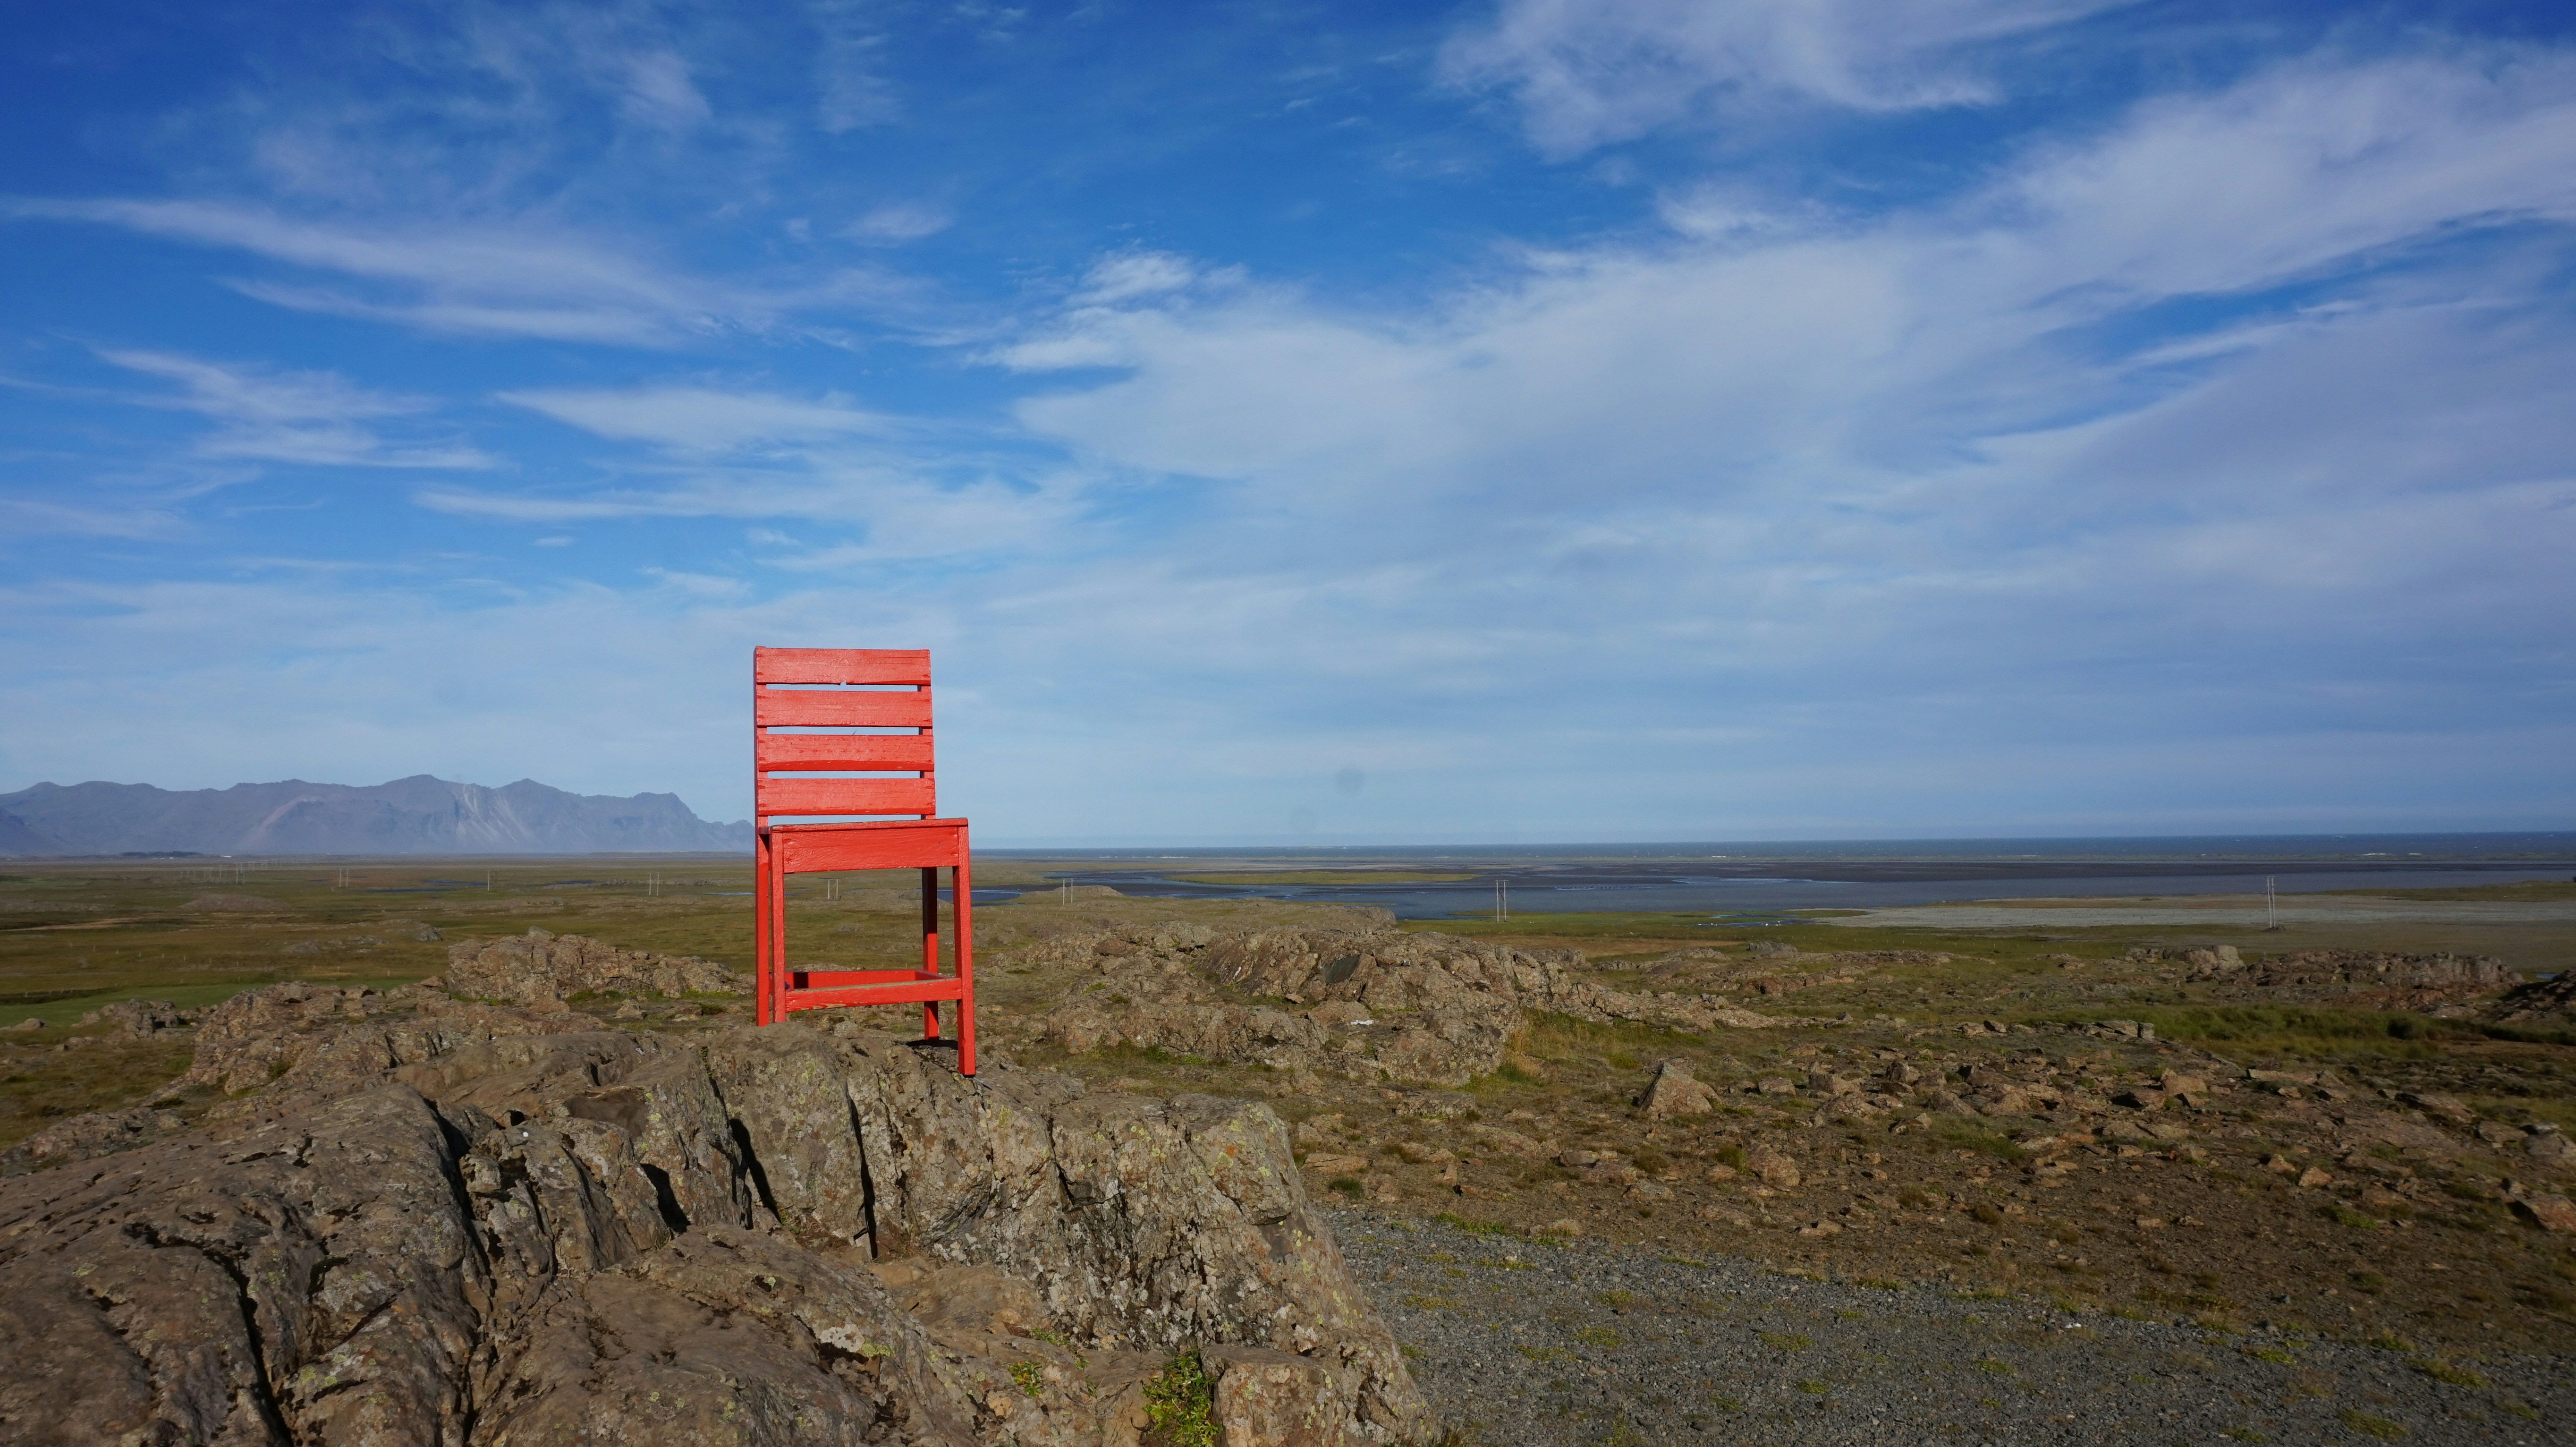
[2265,876,2277,930]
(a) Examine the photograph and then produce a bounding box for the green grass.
[0,1032,198,1148]
[1143,1349,1221,1447]
[2024,1003,2576,1055]
[2337,1408,2407,1440]
[2409,1358,2487,1388]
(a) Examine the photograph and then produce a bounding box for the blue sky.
[2,0,2572,845]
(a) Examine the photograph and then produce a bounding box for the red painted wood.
[756,734,935,771]
[756,777,936,819]
[753,646,974,1074]
[783,979,968,1010]
[753,832,774,1026]
[772,820,968,870]
[755,690,933,729]
[793,969,940,987]
[754,647,931,685]
[952,853,975,1076]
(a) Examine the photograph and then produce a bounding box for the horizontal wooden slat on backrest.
[756,734,935,772]
[755,689,932,729]
[757,777,936,818]
[755,648,931,686]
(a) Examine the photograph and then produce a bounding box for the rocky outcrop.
[2172,947,2521,1011]
[433,928,748,1005]
[0,989,1431,1446]
[1026,924,1830,1088]
[0,1106,188,1176]
[183,979,606,1095]
[77,997,190,1034]
[2490,972,2576,1025]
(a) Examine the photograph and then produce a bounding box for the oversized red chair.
[752,647,974,1074]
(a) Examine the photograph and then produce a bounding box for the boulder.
[2512,1193,2576,1233]
[1636,1060,1718,1117]
[2400,1092,2476,1125]
[1744,1147,1801,1189]
[1206,1344,1366,1447]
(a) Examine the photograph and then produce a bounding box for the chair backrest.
[754,647,936,824]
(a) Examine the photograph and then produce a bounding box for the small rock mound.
[0,1107,187,1176]
[435,928,747,1005]
[77,999,188,1035]
[1024,923,1830,1088]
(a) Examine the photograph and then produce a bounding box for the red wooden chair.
[752,647,974,1074]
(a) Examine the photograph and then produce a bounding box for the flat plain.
[5,853,2573,1444]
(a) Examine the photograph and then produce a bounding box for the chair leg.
[919,865,941,1042]
[766,841,791,1025]
[753,833,773,1026]
[954,853,975,1077]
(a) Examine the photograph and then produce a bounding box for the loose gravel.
[1335,1209,2573,1446]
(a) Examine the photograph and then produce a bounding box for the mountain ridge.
[0,775,751,856]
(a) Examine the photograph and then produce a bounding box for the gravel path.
[1335,1210,2572,1446]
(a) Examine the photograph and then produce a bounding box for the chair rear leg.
[919,865,942,1042]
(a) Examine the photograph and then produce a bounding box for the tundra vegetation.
[3,856,2573,1441]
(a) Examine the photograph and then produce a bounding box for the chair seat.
[764,817,967,872]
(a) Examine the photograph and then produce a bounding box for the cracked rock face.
[0,1001,1430,1447]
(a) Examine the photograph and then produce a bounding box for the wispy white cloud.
[843,202,953,243]
[1443,0,2127,153]
[99,349,491,469]
[617,49,713,132]
[415,464,1076,562]
[500,385,892,451]
[0,496,192,540]
[1071,251,1208,307]
[812,0,903,132]
[8,199,751,346]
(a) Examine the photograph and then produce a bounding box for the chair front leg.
[766,839,792,1023]
[954,851,975,1077]
[754,832,774,1025]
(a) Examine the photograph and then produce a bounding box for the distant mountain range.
[0,775,752,857]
